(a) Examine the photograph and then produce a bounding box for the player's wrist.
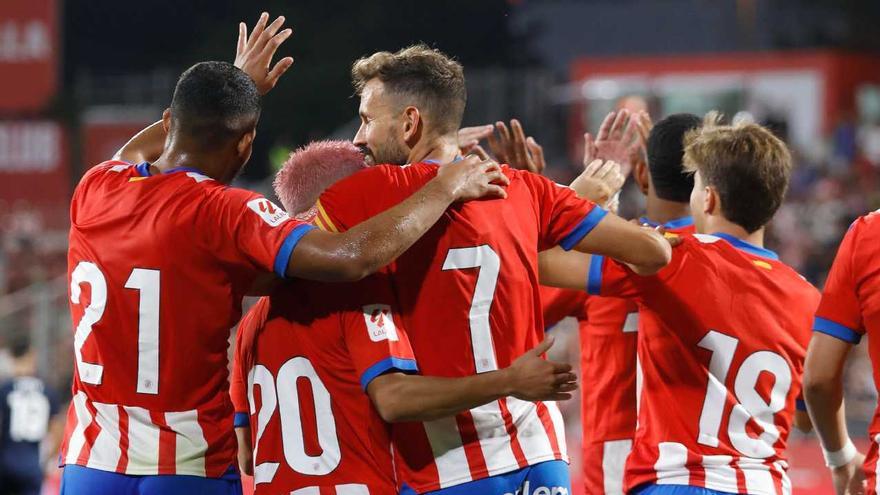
[823,438,857,468]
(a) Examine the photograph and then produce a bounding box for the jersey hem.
[813,316,862,344]
[406,452,569,493]
[60,460,233,478]
[586,255,605,295]
[273,223,317,278]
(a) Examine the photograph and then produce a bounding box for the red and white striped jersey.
[62,161,314,477]
[588,233,819,495]
[541,218,695,495]
[231,276,418,495]
[317,163,604,492]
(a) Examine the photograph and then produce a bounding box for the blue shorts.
[401,460,571,495]
[60,465,242,495]
[631,484,738,495]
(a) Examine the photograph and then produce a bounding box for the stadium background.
[2,0,880,493]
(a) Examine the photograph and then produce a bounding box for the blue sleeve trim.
[795,399,807,412]
[813,317,862,344]
[233,412,249,428]
[359,357,419,391]
[273,224,317,278]
[586,255,605,296]
[559,207,608,251]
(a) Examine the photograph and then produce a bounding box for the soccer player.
[0,334,63,495]
[60,15,506,495]
[541,115,818,495]
[801,211,880,494]
[314,45,672,494]
[541,112,702,495]
[230,275,577,495]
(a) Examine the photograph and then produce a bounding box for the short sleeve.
[316,165,420,233]
[587,239,689,300]
[814,221,864,344]
[231,298,270,427]
[198,186,316,279]
[521,172,607,251]
[338,274,419,390]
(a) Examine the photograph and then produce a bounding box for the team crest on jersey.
[363,304,399,342]
[246,198,289,227]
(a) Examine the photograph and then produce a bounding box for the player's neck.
[408,135,460,165]
[705,218,765,248]
[644,195,690,225]
[152,147,225,181]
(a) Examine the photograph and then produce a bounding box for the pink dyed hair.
[273,140,368,214]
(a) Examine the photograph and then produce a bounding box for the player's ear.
[402,106,422,145]
[236,128,257,158]
[161,108,172,133]
[634,161,650,195]
[704,185,719,216]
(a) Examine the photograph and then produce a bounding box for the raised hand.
[505,336,577,402]
[234,12,294,95]
[458,125,494,154]
[585,109,651,176]
[435,155,510,201]
[487,119,546,174]
[569,159,625,207]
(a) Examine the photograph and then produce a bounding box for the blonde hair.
[352,44,466,134]
[683,112,792,233]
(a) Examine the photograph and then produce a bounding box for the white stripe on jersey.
[654,442,689,485]
[422,415,470,487]
[124,406,160,474]
[773,460,792,495]
[166,409,208,476]
[506,398,554,465]
[471,401,519,476]
[289,485,369,495]
[544,401,568,459]
[738,458,776,495]
[88,402,121,469]
[65,392,91,465]
[702,454,738,493]
[335,484,369,494]
[602,439,632,494]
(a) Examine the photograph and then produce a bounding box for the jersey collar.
[639,215,693,230]
[134,162,206,177]
[711,232,779,260]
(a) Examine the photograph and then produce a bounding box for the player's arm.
[235,425,254,476]
[367,337,576,422]
[803,333,864,493]
[113,120,166,164]
[286,155,508,282]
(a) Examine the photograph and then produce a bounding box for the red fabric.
[317,163,598,492]
[62,161,309,477]
[230,276,415,494]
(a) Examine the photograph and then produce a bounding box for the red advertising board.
[82,115,154,172]
[0,120,69,229]
[0,0,58,113]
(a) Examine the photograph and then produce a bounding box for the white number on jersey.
[442,245,501,373]
[248,357,341,485]
[7,384,50,442]
[70,261,162,395]
[696,329,792,458]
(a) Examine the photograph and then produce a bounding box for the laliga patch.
[247,198,289,227]
[363,304,399,342]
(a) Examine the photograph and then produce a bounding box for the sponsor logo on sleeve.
[246,198,290,227]
[363,304,399,342]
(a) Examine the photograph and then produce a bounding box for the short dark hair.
[352,44,466,135]
[647,113,701,202]
[684,113,792,233]
[170,61,261,150]
[7,332,30,359]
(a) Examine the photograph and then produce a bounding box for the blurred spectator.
[0,333,63,495]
